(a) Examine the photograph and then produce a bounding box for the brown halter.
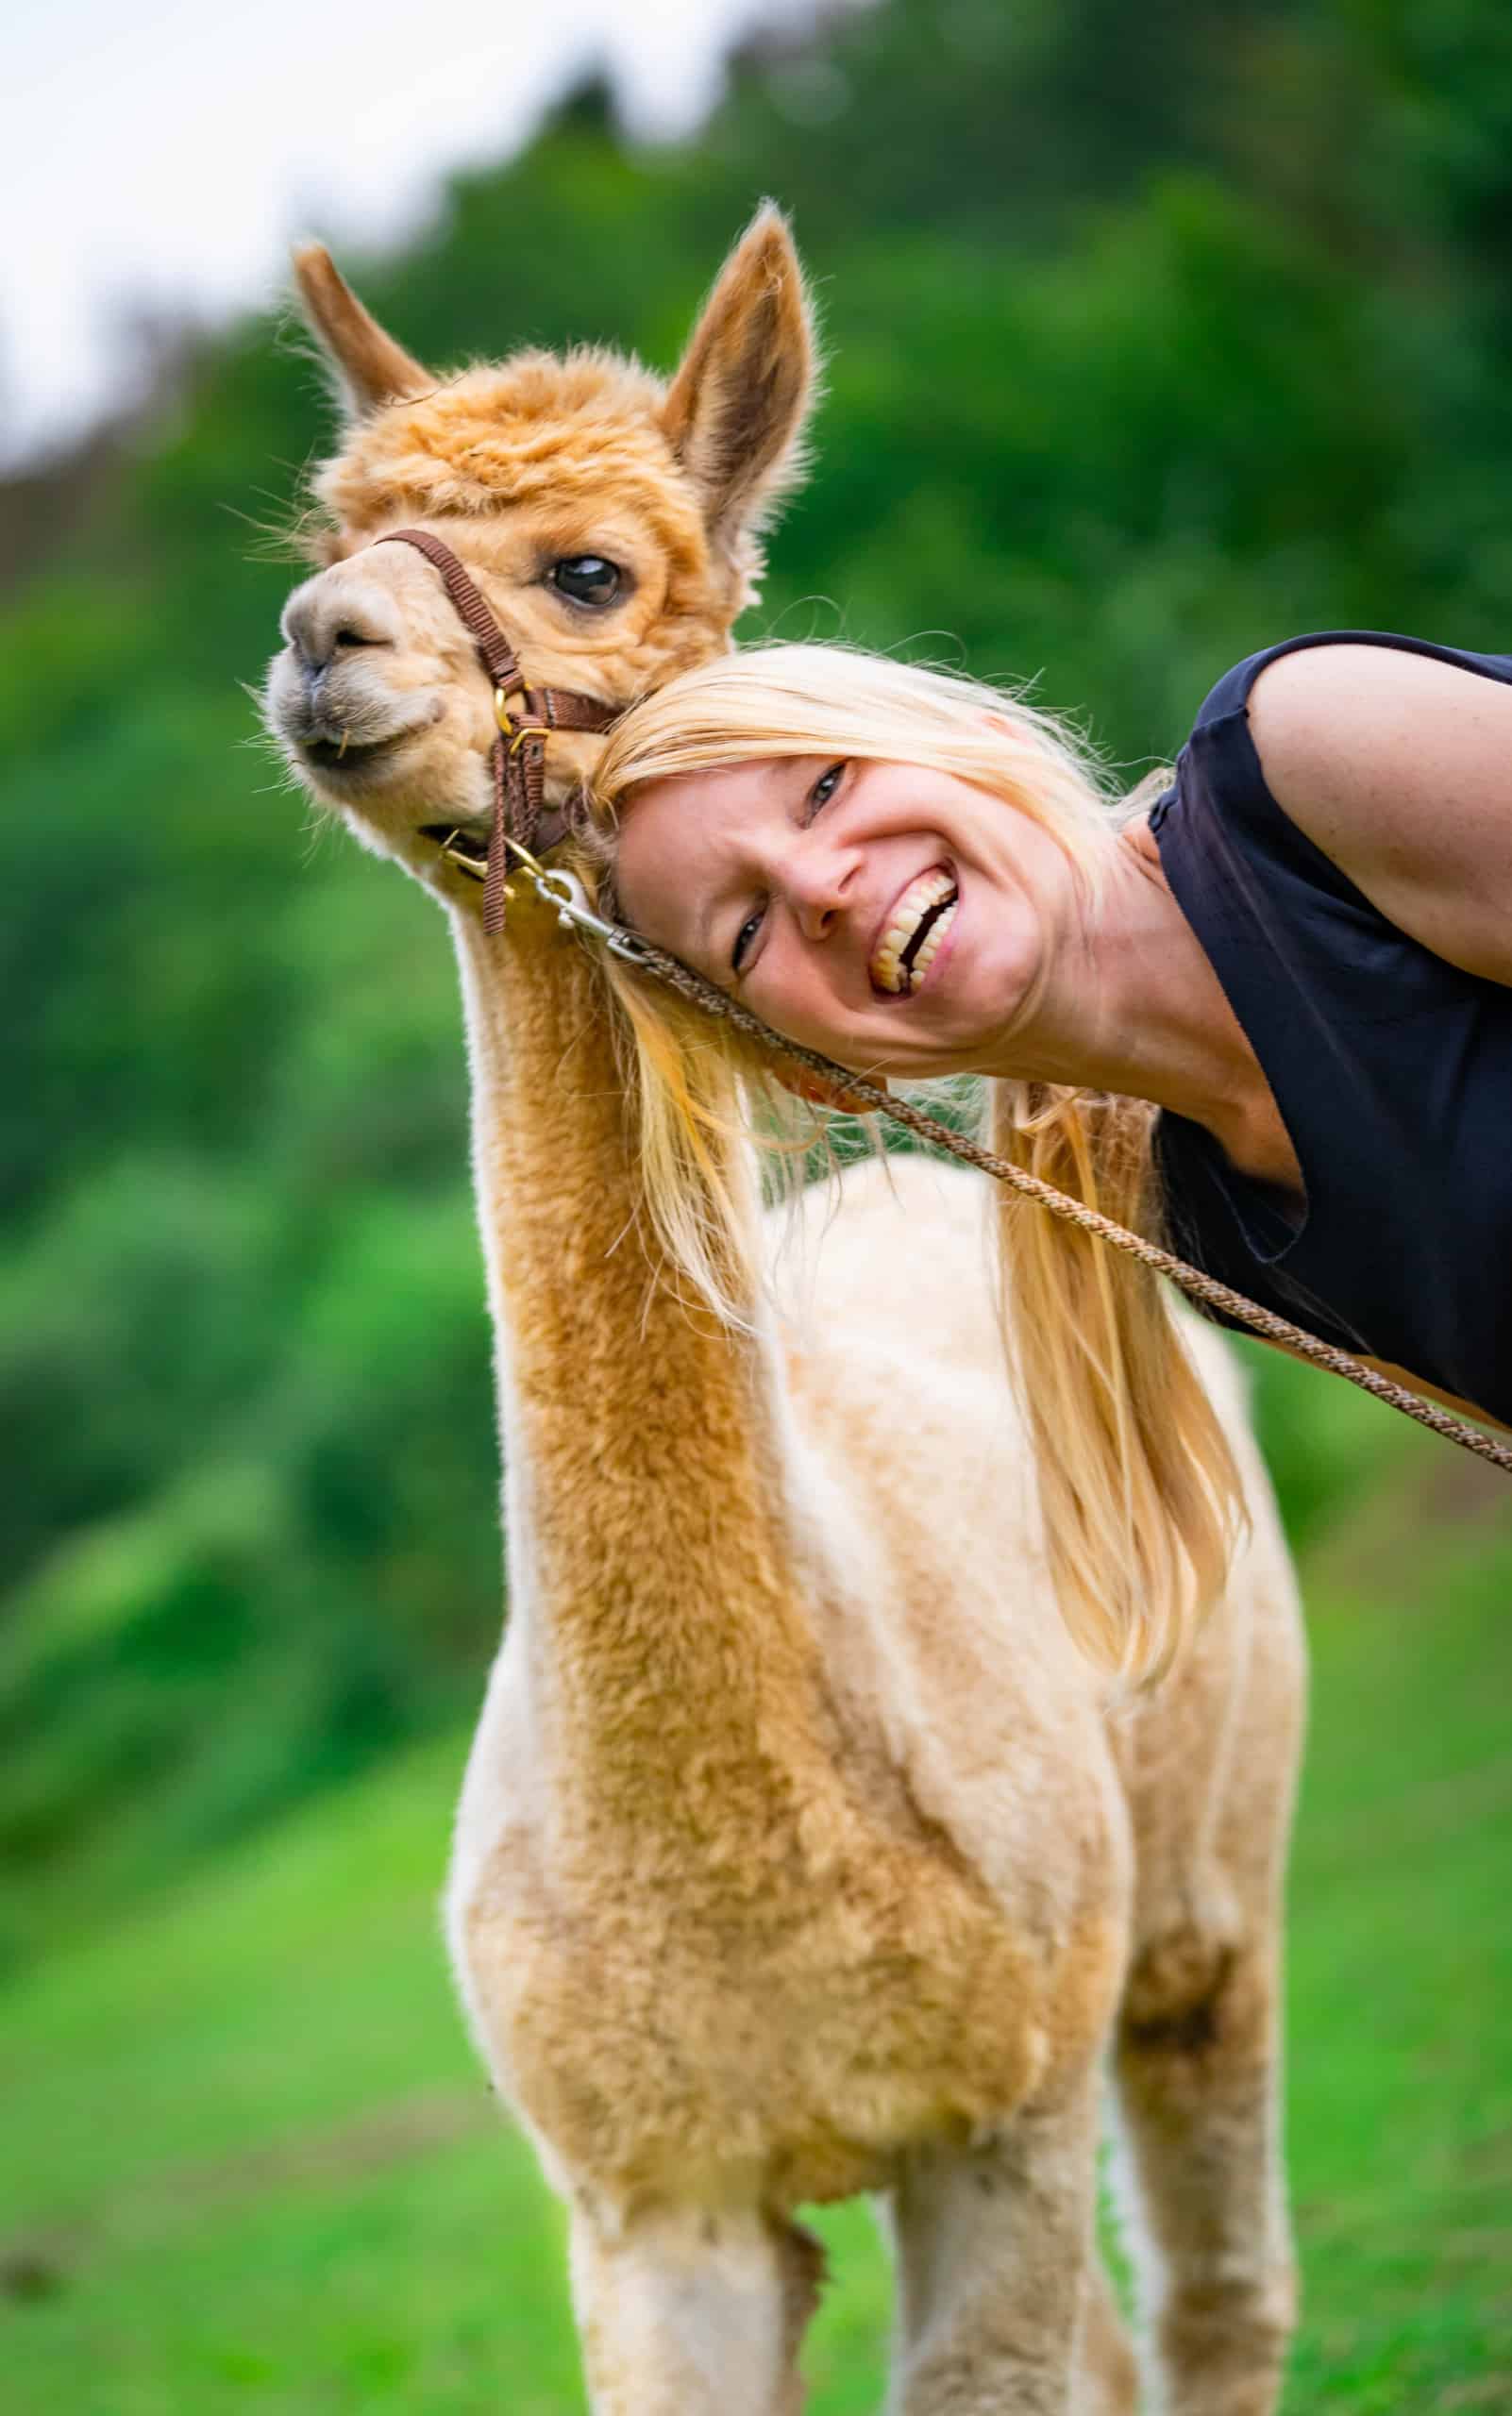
[375,528,622,935]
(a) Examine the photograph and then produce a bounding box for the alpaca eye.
[547,556,622,608]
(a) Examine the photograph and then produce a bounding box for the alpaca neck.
[450,903,821,1813]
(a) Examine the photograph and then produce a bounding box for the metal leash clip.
[503,837,652,965]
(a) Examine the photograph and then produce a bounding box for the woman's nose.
[786,842,857,940]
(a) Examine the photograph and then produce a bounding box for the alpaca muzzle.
[372,528,626,936]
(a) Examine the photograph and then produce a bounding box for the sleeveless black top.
[1149,630,1512,1425]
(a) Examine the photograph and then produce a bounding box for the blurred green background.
[2,0,1510,2405]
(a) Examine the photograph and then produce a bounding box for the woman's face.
[613,752,1080,1080]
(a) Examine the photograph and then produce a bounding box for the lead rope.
[369,528,1511,1480]
[509,839,1512,1480]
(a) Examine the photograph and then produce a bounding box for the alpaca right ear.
[291,243,432,419]
[661,204,817,552]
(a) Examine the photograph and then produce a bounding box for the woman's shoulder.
[1186,632,1512,983]
[1191,628,1512,736]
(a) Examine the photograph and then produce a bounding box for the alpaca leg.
[884,2079,1101,2415]
[1075,2256,1140,2416]
[569,2199,822,2416]
[1114,1939,1295,2416]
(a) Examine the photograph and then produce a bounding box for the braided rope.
[613,931,1512,1478]
[369,528,1509,1480]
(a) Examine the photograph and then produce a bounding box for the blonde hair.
[582,643,1244,1681]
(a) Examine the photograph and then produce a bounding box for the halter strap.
[375,527,622,933]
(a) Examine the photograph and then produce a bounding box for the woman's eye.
[807,760,847,819]
[546,555,622,608]
[731,906,764,975]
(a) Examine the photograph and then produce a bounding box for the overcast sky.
[1,0,828,471]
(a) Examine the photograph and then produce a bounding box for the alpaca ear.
[772,1062,887,1118]
[661,204,817,550]
[291,243,432,419]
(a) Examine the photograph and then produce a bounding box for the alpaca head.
[264,208,816,908]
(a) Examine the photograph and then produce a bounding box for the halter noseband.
[375,527,623,936]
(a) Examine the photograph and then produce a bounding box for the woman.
[584,632,1512,1660]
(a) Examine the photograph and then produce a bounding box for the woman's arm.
[1247,643,1512,986]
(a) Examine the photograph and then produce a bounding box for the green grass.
[3,1473,1510,2410]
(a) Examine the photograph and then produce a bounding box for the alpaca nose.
[281,575,398,678]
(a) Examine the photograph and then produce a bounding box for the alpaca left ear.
[661,203,817,552]
[773,1062,887,1117]
[291,243,432,420]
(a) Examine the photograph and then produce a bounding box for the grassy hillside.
[4,1455,1509,2411]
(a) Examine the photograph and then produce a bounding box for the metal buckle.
[495,689,547,758]
[437,829,489,884]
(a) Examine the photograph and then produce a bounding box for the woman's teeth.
[870,867,959,996]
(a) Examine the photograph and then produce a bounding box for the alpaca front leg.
[884,2080,1103,2415]
[569,2199,823,2416]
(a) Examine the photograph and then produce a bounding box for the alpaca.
[264,210,1305,2415]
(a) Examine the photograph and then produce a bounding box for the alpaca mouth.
[302,730,407,774]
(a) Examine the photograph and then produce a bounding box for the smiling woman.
[607,690,1112,1082]
[587,642,1249,1671]
[587,629,1512,1653]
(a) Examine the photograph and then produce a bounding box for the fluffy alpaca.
[264,210,1305,2414]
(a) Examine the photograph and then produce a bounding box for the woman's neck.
[983,816,1303,1195]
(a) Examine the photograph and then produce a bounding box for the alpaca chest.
[455,1781,1127,2207]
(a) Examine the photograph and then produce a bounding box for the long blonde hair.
[582,643,1244,1680]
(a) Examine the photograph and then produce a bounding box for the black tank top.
[1149,630,1512,1425]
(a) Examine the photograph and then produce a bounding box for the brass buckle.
[495,688,547,756]
[436,829,490,886]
